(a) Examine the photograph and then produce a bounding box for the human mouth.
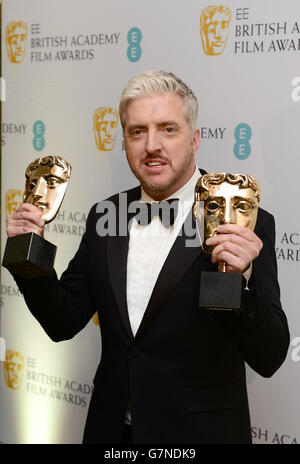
[144,160,167,169]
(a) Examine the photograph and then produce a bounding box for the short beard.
[134,150,194,199]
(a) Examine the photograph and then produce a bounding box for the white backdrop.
[1,0,299,444]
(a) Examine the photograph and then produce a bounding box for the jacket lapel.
[107,167,208,341]
[135,211,204,339]
[107,186,141,341]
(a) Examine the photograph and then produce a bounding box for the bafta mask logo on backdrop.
[93,107,119,151]
[3,350,25,390]
[5,189,23,216]
[200,6,231,56]
[6,21,28,63]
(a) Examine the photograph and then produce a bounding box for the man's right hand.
[6,203,45,238]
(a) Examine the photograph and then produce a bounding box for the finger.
[7,208,45,238]
[213,249,248,273]
[216,252,244,273]
[15,203,43,215]
[12,210,45,228]
[216,223,254,237]
[211,241,246,263]
[211,239,261,261]
[211,241,259,272]
[6,220,44,237]
[206,229,263,251]
[207,232,262,251]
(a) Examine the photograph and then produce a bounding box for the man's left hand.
[205,224,263,273]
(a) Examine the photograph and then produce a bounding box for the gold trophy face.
[193,173,261,253]
[23,155,71,224]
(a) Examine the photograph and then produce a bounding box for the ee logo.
[127,27,142,62]
[234,123,251,160]
[33,120,45,151]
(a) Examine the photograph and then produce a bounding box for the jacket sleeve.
[229,208,290,377]
[12,203,99,342]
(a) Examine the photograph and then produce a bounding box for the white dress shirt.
[126,168,201,337]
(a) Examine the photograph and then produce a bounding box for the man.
[6,70,289,444]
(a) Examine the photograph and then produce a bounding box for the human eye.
[165,126,176,133]
[128,127,145,139]
[161,124,178,136]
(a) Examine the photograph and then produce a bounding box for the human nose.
[145,129,162,154]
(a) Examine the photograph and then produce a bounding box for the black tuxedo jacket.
[15,180,289,444]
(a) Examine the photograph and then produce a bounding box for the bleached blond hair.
[119,70,198,133]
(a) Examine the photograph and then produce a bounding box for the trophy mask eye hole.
[234,200,254,213]
[26,177,37,192]
[44,175,64,189]
[205,200,222,214]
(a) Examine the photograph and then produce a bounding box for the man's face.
[201,182,259,252]
[4,354,24,390]
[7,25,28,63]
[94,109,118,151]
[24,164,69,223]
[202,12,230,55]
[124,94,200,201]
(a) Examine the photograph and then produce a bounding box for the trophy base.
[199,271,243,312]
[2,232,57,279]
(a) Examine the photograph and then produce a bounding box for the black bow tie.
[136,199,179,227]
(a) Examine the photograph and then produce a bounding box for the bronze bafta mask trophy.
[2,155,71,279]
[193,173,261,312]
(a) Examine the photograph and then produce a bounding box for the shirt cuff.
[243,263,253,289]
